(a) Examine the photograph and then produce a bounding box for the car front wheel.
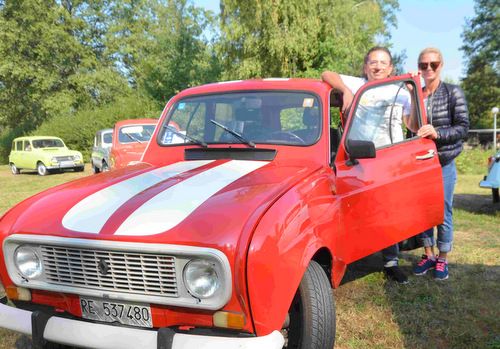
[102,162,109,172]
[10,163,20,175]
[37,162,48,176]
[493,188,499,203]
[284,260,335,349]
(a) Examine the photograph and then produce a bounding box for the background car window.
[161,92,321,146]
[32,139,64,148]
[118,125,156,144]
[16,141,22,151]
[347,81,417,149]
[23,140,31,151]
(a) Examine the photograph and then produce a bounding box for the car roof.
[114,119,158,128]
[13,136,63,141]
[173,78,330,99]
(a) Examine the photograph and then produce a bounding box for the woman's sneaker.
[434,258,449,280]
[413,254,436,275]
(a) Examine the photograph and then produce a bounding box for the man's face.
[363,50,393,82]
[418,52,443,83]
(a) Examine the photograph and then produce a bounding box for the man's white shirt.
[339,74,411,147]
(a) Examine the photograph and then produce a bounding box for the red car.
[0,76,443,349]
[109,119,158,170]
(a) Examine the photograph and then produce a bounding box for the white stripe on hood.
[115,160,268,236]
[62,161,213,233]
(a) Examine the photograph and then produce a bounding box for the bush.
[30,95,162,162]
[455,145,496,175]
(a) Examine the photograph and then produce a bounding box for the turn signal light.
[213,311,245,330]
[6,286,32,301]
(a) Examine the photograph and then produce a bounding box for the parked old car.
[8,136,84,176]
[479,149,500,203]
[109,119,158,170]
[91,128,113,174]
[0,76,444,349]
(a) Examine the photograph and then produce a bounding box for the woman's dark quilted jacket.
[427,82,469,165]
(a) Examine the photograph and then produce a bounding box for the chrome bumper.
[0,303,284,349]
[46,163,85,170]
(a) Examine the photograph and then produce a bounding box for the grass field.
[0,149,498,348]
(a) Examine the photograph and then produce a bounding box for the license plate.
[60,161,74,167]
[80,296,153,328]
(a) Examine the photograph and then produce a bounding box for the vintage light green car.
[9,136,85,176]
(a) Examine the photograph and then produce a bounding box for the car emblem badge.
[98,258,110,275]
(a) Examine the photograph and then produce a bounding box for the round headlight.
[183,260,220,299]
[74,155,81,161]
[51,157,58,163]
[15,247,42,279]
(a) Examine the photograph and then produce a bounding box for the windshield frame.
[156,89,324,148]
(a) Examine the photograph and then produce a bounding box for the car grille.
[40,245,178,297]
[55,156,74,162]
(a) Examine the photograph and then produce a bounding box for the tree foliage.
[0,0,131,134]
[103,0,222,108]
[460,0,500,128]
[218,0,399,80]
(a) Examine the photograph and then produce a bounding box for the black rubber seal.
[31,311,52,348]
[157,327,176,349]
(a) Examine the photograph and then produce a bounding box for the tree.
[218,0,400,80]
[109,0,222,107]
[460,0,500,128]
[0,0,131,134]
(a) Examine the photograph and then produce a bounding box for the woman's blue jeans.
[421,161,457,253]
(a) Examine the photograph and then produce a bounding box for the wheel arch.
[246,172,339,337]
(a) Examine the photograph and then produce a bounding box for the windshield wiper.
[125,133,142,143]
[210,119,256,148]
[164,125,208,148]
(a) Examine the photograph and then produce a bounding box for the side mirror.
[346,139,376,166]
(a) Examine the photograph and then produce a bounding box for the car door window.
[23,140,31,152]
[346,80,418,149]
[16,141,22,151]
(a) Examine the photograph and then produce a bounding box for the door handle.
[416,149,436,160]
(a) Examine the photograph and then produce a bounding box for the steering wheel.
[264,131,306,145]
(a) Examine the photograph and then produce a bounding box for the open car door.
[334,75,444,264]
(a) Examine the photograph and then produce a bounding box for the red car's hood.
[7,159,318,247]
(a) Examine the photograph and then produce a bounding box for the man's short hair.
[363,46,393,65]
[418,47,443,63]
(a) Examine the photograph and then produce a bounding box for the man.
[321,46,410,284]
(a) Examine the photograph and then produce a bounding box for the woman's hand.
[417,124,438,140]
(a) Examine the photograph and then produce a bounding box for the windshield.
[32,139,65,148]
[103,132,113,145]
[118,124,156,144]
[159,92,321,147]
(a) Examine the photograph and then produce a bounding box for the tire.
[284,260,336,349]
[102,162,109,172]
[10,163,20,175]
[74,166,85,172]
[37,162,48,176]
[493,188,499,203]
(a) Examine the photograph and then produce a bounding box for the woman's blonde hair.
[418,47,443,63]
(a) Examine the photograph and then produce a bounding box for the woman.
[409,47,469,280]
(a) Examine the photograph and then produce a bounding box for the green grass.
[0,150,499,348]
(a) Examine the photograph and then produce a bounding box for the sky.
[193,0,476,82]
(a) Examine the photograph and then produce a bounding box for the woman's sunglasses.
[418,61,441,71]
